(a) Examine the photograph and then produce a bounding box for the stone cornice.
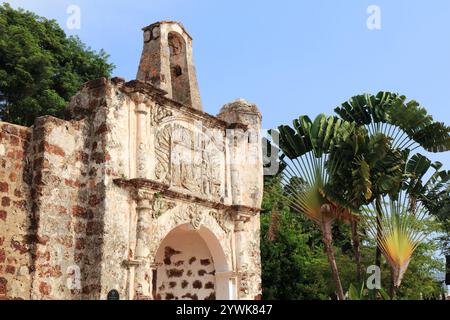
[113,178,261,216]
[142,20,193,40]
[73,78,250,132]
[119,80,249,131]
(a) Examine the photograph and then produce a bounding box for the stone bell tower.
[137,20,203,111]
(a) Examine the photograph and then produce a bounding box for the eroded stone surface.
[0,21,262,300]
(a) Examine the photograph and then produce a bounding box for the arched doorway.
[154,224,233,300]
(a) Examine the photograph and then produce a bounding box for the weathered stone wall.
[29,115,107,300]
[0,122,32,300]
[0,75,263,300]
[1,17,264,299]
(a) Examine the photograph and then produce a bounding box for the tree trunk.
[322,222,345,300]
[375,196,383,268]
[389,268,398,300]
[351,219,362,283]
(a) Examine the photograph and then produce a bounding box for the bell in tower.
[136,21,203,111]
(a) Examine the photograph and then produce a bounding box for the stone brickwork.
[0,123,32,299]
[0,21,263,300]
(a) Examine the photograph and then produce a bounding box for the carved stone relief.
[150,104,173,126]
[154,122,225,200]
[174,204,205,230]
[151,197,176,219]
[209,211,232,234]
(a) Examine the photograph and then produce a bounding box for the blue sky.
[4,0,450,167]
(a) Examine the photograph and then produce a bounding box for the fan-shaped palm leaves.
[334,92,449,268]
[362,194,429,297]
[334,92,450,153]
[274,114,357,300]
[271,92,448,299]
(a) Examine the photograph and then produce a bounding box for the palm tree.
[326,128,404,281]
[362,194,429,298]
[273,114,356,300]
[334,92,450,268]
[361,153,449,298]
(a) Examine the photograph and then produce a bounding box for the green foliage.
[347,282,390,300]
[261,177,446,300]
[403,154,450,254]
[0,4,115,126]
[261,208,330,300]
[334,92,450,153]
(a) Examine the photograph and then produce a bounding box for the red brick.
[13,200,26,210]
[74,253,83,264]
[86,221,102,235]
[37,250,51,262]
[5,265,15,274]
[75,238,85,250]
[0,132,7,142]
[74,222,86,234]
[44,142,65,157]
[76,151,89,164]
[14,189,21,198]
[72,206,88,218]
[39,282,51,295]
[0,249,5,263]
[88,195,101,207]
[56,236,72,248]
[39,265,62,278]
[95,123,110,135]
[1,197,10,207]
[37,235,49,245]
[8,172,17,183]
[10,239,27,254]
[15,150,24,160]
[50,205,68,215]
[0,182,8,193]
[0,210,6,221]
[9,136,19,146]
[64,179,80,188]
[0,277,7,295]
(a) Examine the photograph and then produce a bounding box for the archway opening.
[154,224,231,300]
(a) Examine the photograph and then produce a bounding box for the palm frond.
[362,194,429,287]
[335,92,450,153]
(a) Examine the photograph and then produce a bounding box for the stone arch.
[168,32,191,106]
[150,205,234,300]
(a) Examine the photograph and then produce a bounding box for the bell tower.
[136,21,203,111]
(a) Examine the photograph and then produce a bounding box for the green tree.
[261,177,445,300]
[0,4,115,126]
[334,92,450,268]
[261,176,335,300]
[272,114,360,300]
[268,93,449,299]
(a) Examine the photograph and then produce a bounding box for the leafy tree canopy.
[0,3,115,126]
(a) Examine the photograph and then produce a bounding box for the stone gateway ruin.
[0,21,263,300]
